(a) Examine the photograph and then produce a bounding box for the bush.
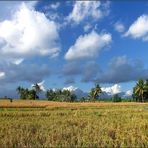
[112,94,122,102]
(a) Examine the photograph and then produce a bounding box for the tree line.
[16,80,148,102]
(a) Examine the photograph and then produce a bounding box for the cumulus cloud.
[83,24,92,32]
[124,15,148,40]
[65,31,112,60]
[95,56,148,83]
[125,90,133,97]
[66,1,110,24]
[63,85,77,91]
[0,3,60,60]
[82,61,101,82]
[62,62,82,76]
[0,1,37,21]
[0,72,5,79]
[12,58,24,65]
[0,63,50,84]
[50,2,60,10]
[102,84,121,95]
[114,21,125,33]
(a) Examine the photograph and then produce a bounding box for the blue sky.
[0,1,148,97]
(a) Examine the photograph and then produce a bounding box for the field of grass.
[0,100,148,147]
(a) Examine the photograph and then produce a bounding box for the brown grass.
[0,100,148,147]
[0,99,148,108]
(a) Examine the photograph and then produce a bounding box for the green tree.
[16,86,27,99]
[28,89,36,100]
[112,94,122,102]
[46,89,55,101]
[133,79,146,102]
[62,89,71,102]
[46,89,77,102]
[89,84,102,101]
[70,93,77,102]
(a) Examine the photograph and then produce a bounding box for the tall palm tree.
[93,84,102,101]
[89,84,102,101]
[32,83,41,99]
[134,79,146,102]
[16,86,25,99]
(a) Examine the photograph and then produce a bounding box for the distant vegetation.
[46,89,77,102]
[14,79,148,102]
[112,94,122,102]
[16,83,41,100]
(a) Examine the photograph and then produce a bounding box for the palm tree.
[16,86,26,99]
[46,89,54,101]
[32,83,41,99]
[89,84,102,101]
[134,79,146,102]
[93,84,102,101]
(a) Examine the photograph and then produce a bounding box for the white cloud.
[66,1,108,24]
[125,90,133,97]
[124,15,148,40]
[0,72,5,79]
[83,24,92,32]
[0,3,60,59]
[114,22,125,33]
[102,84,121,95]
[37,81,46,91]
[50,2,60,10]
[31,80,46,91]
[12,58,24,65]
[63,86,77,92]
[65,30,112,60]
[0,1,38,21]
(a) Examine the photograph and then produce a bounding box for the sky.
[0,1,148,98]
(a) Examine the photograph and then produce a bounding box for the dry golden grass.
[0,100,148,147]
[0,99,148,108]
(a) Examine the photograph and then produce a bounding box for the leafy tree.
[16,86,27,99]
[70,93,77,102]
[46,89,77,102]
[17,86,40,100]
[80,97,86,102]
[112,94,122,102]
[46,89,54,101]
[28,89,36,100]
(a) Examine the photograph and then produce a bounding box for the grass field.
[0,100,148,147]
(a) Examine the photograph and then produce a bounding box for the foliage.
[89,84,102,101]
[112,94,122,102]
[133,79,148,102]
[80,97,87,102]
[32,83,42,99]
[16,84,41,100]
[46,89,77,102]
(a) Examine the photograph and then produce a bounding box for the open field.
[0,100,148,147]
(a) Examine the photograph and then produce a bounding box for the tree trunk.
[142,94,144,102]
